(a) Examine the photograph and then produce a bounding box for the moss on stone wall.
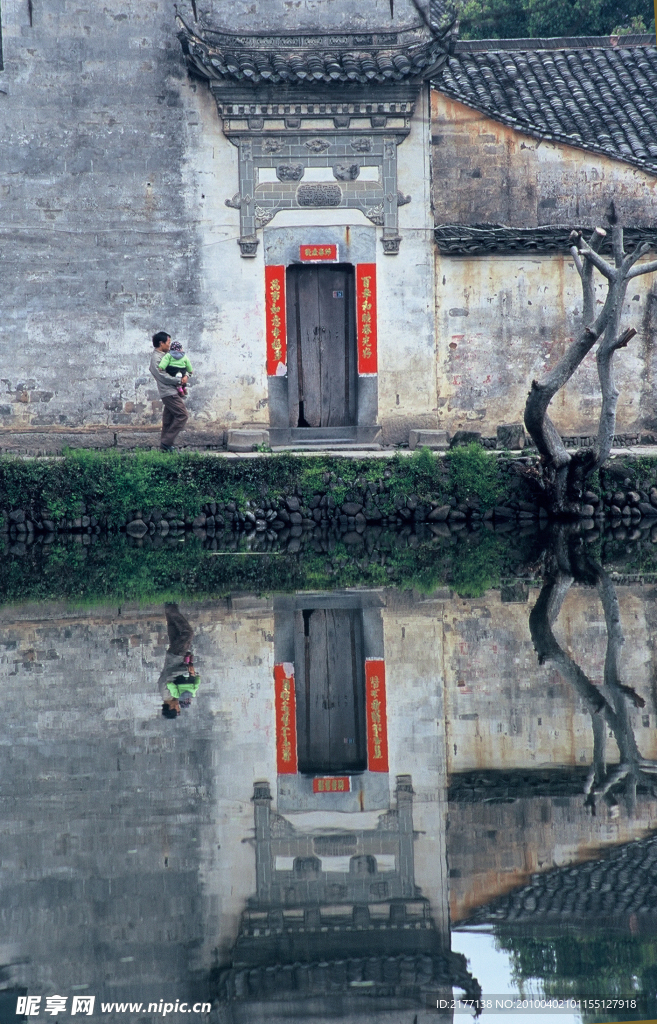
[0,446,494,525]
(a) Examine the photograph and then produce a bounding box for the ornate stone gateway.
[176,0,456,256]
[176,1,455,444]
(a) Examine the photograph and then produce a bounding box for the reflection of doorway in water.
[286,264,357,429]
[295,608,367,775]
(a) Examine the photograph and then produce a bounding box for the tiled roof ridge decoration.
[454,33,656,53]
[437,38,657,176]
[435,224,657,255]
[461,831,657,925]
[176,2,459,87]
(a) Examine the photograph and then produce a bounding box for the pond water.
[2,527,657,1023]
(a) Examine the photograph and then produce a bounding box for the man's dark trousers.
[165,603,193,655]
[161,393,188,448]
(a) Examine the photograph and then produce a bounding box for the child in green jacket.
[158,339,193,396]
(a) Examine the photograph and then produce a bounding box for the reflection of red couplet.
[365,659,388,772]
[274,663,298,774]
[356,263,377,375]
[265,265,286,376]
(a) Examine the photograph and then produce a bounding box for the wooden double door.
[286,264,357,429]
[294,608,367,775]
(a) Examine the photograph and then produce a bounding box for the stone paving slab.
[2,444,657,463]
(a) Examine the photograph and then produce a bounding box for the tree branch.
[620,241,651,276]
[579,245,616,280]
[594,328,637,468]
[627,257,657,279]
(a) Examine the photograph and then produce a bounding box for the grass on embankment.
[0,443,502,527]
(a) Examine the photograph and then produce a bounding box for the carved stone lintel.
[365,204,384,225]
[333,162,360,181]
[255,206,276,227]
[382,235,402,254]
[239,237,259,257]
[226,122,404,254]
[296,183,342,207]
[276,163,304,182]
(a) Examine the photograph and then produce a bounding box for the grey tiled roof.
[176,3,457,88]
[434,225,657,255]
[463,832,657,925]
[437,37,657,176]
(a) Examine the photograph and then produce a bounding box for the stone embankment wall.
[8,452,657,550]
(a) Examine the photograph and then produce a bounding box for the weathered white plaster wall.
[444,586,657,771]
[378,84,438,444]
[431,89,657,439]
[435,252,657,437]
[180,86,270,434]
[431,91,657,229]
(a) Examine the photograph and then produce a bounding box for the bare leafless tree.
[529,529,657,815]
[524,208,657,516]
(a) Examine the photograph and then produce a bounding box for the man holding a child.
[149,330,192,452]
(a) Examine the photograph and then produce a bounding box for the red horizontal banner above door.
[274,663,298,774]
[299,244,338,262]
[365,658,388,772]
[356,263,377,375]
[265,265,286,377]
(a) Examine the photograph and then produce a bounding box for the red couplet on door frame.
[356,263,377,374]
[274,663,298,774]
[365,658,388,771]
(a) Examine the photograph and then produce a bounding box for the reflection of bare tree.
[529,528,655,816]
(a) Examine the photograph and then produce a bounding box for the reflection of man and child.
[159,603,200,719]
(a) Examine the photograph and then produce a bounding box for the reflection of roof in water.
[217,949,481,1015]
[448,768,593,803]
[462,832,657,927]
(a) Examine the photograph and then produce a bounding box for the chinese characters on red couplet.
[365,659,388,772]
[356,263,377,374]
[274,663,298,774]
[265,266,286,376]
[299,244,338,262]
